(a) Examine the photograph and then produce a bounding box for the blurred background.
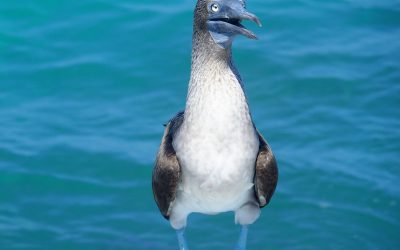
[0,0,399,249]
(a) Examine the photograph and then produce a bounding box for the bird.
[152,0,278,249]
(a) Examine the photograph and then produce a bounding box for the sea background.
[0,0,399,249]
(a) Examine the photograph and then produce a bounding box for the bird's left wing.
[152,112,184,219]
[254,130,278,208]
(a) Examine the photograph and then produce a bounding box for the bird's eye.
[210,3,220,13]
[240,0,246,8]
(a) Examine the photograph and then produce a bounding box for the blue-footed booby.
[152,0,278,249]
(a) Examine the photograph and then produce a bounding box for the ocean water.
[0,0,399,249]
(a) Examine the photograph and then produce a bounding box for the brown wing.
[254,130,278,207]
[152,112,184,219]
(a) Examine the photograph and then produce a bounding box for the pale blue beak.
[206,0,262,48]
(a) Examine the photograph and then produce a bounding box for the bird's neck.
[190,26,234,77]
[184,26,250,124]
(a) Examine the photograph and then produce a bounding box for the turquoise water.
[1,0,399,249]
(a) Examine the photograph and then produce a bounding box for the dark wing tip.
[254,131,279,208]
[152,111,184,220]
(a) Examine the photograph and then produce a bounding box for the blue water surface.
[0,0,399,249]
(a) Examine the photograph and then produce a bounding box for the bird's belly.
[180,174,255,214]
[174,126,259,213]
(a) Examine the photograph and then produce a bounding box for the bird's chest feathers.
[174,71,259,189]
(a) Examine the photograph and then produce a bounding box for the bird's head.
[195,0,262,49]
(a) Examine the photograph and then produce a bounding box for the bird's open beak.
[207,1,262,48]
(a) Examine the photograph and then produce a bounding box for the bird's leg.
[176,227,189,250]
[235,225,249,250]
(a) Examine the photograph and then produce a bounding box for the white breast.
[173,65,259,214]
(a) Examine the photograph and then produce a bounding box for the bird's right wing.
[152,112,184,219]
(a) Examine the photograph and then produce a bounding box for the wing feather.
[254,130,278,207]
[152,112,184,219]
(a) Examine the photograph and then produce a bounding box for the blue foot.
[235,225,249,250]
[176,228,189,250]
